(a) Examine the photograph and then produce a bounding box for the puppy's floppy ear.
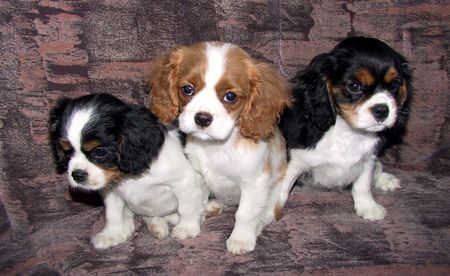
[279,53,337,149]
[48,98,71,173]
[117,106,166,174]
[148,47,183,125]
[238,60,292,140]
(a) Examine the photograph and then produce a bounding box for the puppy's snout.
[371,104,389,122]
[71,169,88,183]
[194,112,213,127]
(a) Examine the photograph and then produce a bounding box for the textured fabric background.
[0,0,449,274]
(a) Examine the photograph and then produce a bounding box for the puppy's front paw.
[356,203,387,221]
[91,226,134,249]
[146,217,169,240]
[171,222,200,240]
[375,172,401,191]
[226,233,256,255]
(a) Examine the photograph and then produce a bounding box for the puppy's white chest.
[294,117,379,187]
[186,135,267,206]
[116,177,178,217]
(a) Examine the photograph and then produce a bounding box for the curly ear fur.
[279,53,337,149]
[238,60,292,140]
[48,98,71,173]
[117,106,167,174]
[148,48,182,125]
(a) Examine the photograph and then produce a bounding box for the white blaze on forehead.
[204,42,233,89]
[66,108,94,148]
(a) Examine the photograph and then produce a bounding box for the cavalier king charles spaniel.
[279,37,412,220]
[148,42,291,254]
[49,93,206,249]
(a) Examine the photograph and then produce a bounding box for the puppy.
[279,37,412,220]
[148,42,291,254]
[49,93,206,249]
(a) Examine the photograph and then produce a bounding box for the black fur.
[279,36,412,152]
[48,93,167,175]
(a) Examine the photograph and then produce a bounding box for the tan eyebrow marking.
[354,68,375,87]
[59,139,72,151]
[82,139,101,152]
[384,66,398,83]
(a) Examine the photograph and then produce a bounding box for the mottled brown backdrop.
[0,0,449,274]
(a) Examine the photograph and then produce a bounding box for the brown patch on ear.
[148,47,183,125]
[148,43,208,124]
[82,140,101,152]
[355,68,375,87]
[59,139,72,151]
[399,80,408,105]
[238,58,292,140]
[384,66,398,83]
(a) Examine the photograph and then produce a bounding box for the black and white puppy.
[49,93,206,249]
[279,37,412,220]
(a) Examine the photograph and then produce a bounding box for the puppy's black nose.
[371,104,389,122]
[194,112,213,127]
[71,169,87,183]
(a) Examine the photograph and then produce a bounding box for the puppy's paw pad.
[147,221,169,240]
[375,173,401,191]
[91,232,129,249]
[206,200,224,217]
[171,223,200,240]
[226,237,256,255]
[356,204,387,221]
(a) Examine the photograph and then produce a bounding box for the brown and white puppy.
[148,42,291,254]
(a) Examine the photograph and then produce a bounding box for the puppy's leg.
[144,217,169,239]
[279,155,306,207]
[226,174,271,255]
[171,171,207,240]
[91,190,135,249]
[373,159,401,191]
[352,156,386,221]
[163,213,180,225]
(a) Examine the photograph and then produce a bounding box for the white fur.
[355,91,398,131]
[65,110,207,248]
[66,108,107,190]
[179,43,285,254]
[280,116,401,221]
[179,43,235,141]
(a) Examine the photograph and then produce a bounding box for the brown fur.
[148,43,207,124]
[354,68,375,87]
[149,42,292,140]
[399,81,408,105]
[59,139,72,152]
[238,58,292,140]
[82,139,101,152]
[384,66,398,83]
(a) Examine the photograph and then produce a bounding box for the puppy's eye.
[223,91,238,103]
[390,80,400,91]
[346,82,362,93]
[181,85,194,96]
[92,148,107,159]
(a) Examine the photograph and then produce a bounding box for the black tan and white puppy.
[279,37,412,220]
[148,42,291,254]
[49,93,206,249]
